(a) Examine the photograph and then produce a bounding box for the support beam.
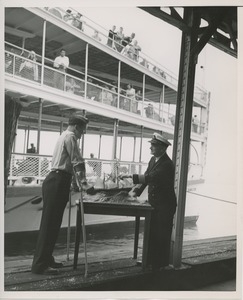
[117,61,121,109]
[98,134,102,159]
[37,99,43,154]
[119,136,123,160]
[112,119,119,160]
[41,20,46,85]
[171,8,201,268]
[84,43,89,99]
[139,126,144,174]
[26,125,30,152]
[191,8,230,59]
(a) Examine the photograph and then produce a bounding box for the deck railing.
[8,152,203,186]
[8,153,148,186]
[41,6,208,104]
[5,47,206,134]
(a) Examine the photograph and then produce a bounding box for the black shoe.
[42,267,58,275]
[50,261,63,269]
[32,267,58,275]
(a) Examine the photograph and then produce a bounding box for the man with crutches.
[31,115,89,275]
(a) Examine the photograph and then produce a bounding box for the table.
[74,200,153,270]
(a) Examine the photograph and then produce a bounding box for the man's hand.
[128,190,137,198]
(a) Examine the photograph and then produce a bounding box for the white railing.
[8,152,204,186]
[8,153,148,186]
[41,6,207,103]
[5,47,206,134]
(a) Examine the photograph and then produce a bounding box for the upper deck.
[4,7,209,140]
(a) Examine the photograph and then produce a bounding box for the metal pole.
[23,128,27,153]
[142,74,145,117]
[84,43,89,99]
[119,136,123,160]
[12,120,18,153]
[37,99,43,154]
[160,84,165,122]
[66,191,72,261]
[21,37,25,50]
[139,126,144,174]
[112,119,119,160]
[98,134,102,159]
[133,136,136,162]
[117,61,121,108]
[60,121,63,135]
[171,8,200,268]
[26,125,30,152]
[41,20,46,86]
[80,110,86,157]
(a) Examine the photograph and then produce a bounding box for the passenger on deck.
[72,12,84,31]
[110,86,118,107]
[63,9,73,22]
[114,27,124,52]
[140,58,149,69]
[122,32,135,49]
[192,115,200,133]
[107,25,117,48]
[145,103,154,119]
[87,78,101,101]
[126,40,141,62]
[53,49,69,90]
[126,84,136,112]
[92,30,102,42]
[66,77,80,94]
[99,85,113,106]
[27,143,36,154]
[19,50,39,81]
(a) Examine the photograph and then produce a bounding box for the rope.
[188,191,237,205]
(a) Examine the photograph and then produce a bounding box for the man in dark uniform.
[129,133,177,271]
[31,115,89,275]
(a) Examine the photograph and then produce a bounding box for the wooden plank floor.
[4,234,236,291]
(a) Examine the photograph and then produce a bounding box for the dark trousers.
[31,171,72,273]
[147,208,174,270]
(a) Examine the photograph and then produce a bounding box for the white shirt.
[51,130,83,174]
[53,55,69,70]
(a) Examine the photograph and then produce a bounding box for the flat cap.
[68,115,89,126]
[149,132,171,146]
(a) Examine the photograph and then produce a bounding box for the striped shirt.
[51,130,83,175]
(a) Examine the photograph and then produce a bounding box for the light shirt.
[53,55,69,70]
[51,130,83,174]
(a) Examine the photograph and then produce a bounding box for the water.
[184,182,237,241]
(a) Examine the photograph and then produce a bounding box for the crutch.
[66,191,72,261]
[73,173,88,278]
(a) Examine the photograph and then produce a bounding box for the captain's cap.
[149,132,171,146]
[68,115,89,127]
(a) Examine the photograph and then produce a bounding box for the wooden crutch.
[73,174,88,278]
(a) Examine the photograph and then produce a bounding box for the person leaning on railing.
[19,50,39,81]
[107,25,117,49]
[114,27,124,52]
[53,49,69,90]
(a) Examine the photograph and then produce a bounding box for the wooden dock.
[4,235,236,291]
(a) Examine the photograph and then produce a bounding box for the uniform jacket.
[133,153,177,213]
